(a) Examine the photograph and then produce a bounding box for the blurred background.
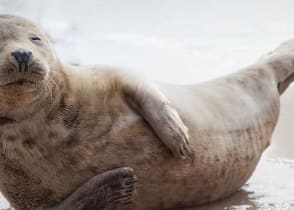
[0,0,294,209]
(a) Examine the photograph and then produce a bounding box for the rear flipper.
[277,71,294,95]
[49,167,137,210]
[259,40,294,95]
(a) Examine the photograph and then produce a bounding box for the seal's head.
[0,15,61,120]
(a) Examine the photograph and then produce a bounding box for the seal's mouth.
[2,79,35,87]
[0,59,48,88]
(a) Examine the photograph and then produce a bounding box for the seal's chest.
[0,124,86,195]
[0,120,75,171]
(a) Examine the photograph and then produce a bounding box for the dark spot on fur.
[59,95,67,110]
[269,60,288,73]
[64,110,79,128]
[22,138,35,149]
[98,140,111,151]
[60,95,80,128]
[0,116,15,126]
[39,147,45,153]
[7,136,16,141]
[215,156,220,162]
[67,155,79,167]
[48,131,58,139]
[47,108,59,121]
[221,168,226,177]
[66,134,79,148]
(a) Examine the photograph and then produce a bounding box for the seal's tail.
[276,68,294,95]
[259,40,294,95]
[267,57,294,95]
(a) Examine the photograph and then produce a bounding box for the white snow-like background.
[1,0,294,209]
[2,0,294,84]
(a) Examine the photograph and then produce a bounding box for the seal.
[0,15,190,210]
[0,15,293,210]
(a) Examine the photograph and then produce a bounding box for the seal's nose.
[11,49,32,72]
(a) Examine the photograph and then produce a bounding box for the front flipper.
[50,167,137,210]
[118,72,191,159]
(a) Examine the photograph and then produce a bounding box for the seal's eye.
[29,35,41,44]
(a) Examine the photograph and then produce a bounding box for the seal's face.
[0,15,58,89]
[0,15,60,120]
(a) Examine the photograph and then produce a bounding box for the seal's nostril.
[11,49,32,72]
[11,50,32,63]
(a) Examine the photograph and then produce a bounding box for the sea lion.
[0,15,293,210]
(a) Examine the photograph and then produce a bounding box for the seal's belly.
[126,78,281,209]
[75,88,279,210]
[112,113,278,210]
